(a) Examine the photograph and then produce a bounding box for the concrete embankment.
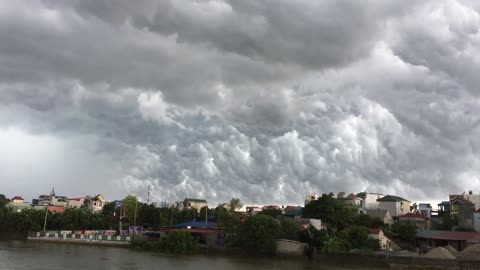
[27,237,129,247]
[314,252,480,270]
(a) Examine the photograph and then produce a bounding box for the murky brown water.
[0,240,387,270]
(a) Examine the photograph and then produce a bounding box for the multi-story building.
[418,203,433,218]
[377,195,411,217]
[356,192,385,210]
[304,193,319,206]
[183,198,208,212]
[336,192,362,207]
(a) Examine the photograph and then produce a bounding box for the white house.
[357,192,385,210]
[368,229,392,250]
[464,191,480,210]
[183,198,208,212]
[377,195,411,217]
[418,203,433,218]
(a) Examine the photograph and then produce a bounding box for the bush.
[130,232,197,254]
[235,215,281,254]
[322,237,351,254]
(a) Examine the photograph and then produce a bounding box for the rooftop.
[377,195,410,202]
[368,228,382,235]
[399,213,426,219]
[184,198,207,203]
[417,230,480,243]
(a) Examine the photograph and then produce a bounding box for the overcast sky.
[1,0,480,206]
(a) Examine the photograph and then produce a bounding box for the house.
[473,209,480,232]
[368,228,391,250]
[304,193,319,206]
[295,217,322,230]
[263,205,281,210]
[438,201,450,214]
[398,213,431,231]
[5,201,32,213]
[365,209,393,225]
[283,206,303,218]
[377,195,411,217]
[463,191,480,210]
[90,194,105,212]
[183,198,208,212]
[67,197,85,209]
[11,196,24,203]
[450,197,475,229]
[416,230,480,251]
[418,203,433,218]
[356,191,385,210]
[337,192,362,207]
[245,206,263,215]
[47,205,65,214]
[32,188,68,207]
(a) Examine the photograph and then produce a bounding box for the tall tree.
[0,194,9,208]
[123,195,138,225]
[229,198,243,212]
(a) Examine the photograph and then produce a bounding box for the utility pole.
[43,205,48,233]
[204,206,208,229]
[133,199,138,228]
[147,185,151,204]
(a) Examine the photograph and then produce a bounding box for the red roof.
[369,228,382,235]
[12,196,24,200]
[399,213,425,219]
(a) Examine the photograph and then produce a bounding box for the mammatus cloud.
[1,0,480,206]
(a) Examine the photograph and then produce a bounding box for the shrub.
[130,232,197,254]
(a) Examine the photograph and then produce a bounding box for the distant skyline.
[1,1,480,206]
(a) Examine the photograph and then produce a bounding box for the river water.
[0,240,387,270]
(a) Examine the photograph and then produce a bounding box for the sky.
[1,0,480,206]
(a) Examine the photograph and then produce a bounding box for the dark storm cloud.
[1,0,480,205]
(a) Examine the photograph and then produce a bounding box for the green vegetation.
[234,214,281,254]
[130,232,197,254]
[302,193,357,229]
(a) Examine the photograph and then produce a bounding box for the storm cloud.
[1,0,480,205]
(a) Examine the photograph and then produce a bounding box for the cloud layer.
[1,0,480,205]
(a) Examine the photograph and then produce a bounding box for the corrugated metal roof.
[417,230,480,242]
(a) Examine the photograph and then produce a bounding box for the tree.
[278,216,302,241]
[235,215,281,254]
[302,193,357,229]
[340,226,369,249]
[123,195,138,225]
[259,208,282,218]
[0,194,9,208]
[397,221,417,243]
[229,198,243,213]
[355,214,384,229]
[198,206,214,222]
[322,237,351,254]
[440,214,456,231]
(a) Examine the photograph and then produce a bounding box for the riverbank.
[316,252,480,270]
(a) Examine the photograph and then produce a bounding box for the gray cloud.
[1,0,480,206]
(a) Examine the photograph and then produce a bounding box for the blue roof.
[173,221,218,228]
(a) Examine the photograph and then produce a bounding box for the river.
[0,240,388,270]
